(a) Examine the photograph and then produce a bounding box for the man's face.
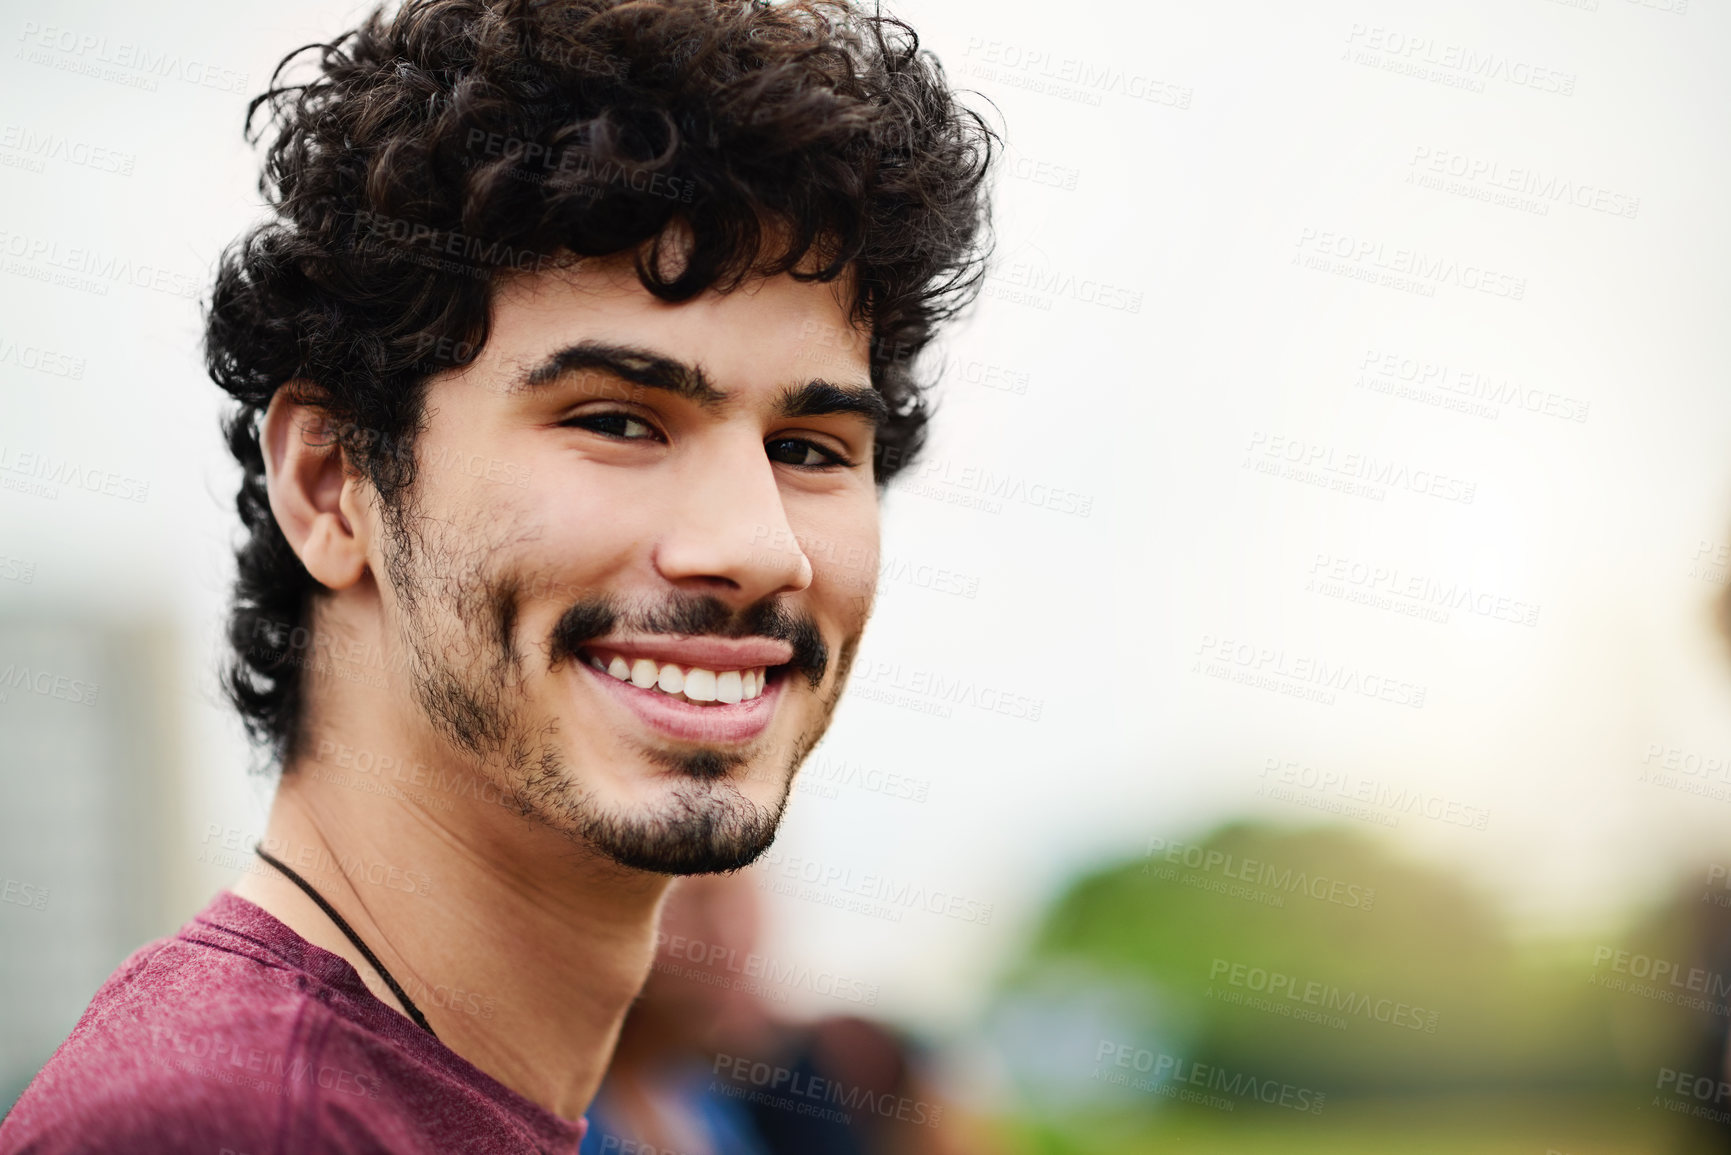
[356,254,879,874]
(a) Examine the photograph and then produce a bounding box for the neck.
[232,738,669,1121]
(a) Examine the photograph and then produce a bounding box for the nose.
[651,435,813,604]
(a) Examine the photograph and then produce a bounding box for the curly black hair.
[204,0,996,766]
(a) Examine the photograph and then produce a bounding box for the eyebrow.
[519,341,726,406]
[774,379,890,428]
[517,339,888,426]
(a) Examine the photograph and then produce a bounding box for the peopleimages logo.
[1193,633,1427,710]
[757,849,995,926]
[988,259,1144,313]
[15,21,250,94]
[351,210,553,276]
[797,754,931,804]
[853,657,1045,722]
[1143,835,1377,910]
[0,123,135,176]
[1355,346,1590,424]
[148,1027,381,1100]
[200,826,434,899]
[462,129,697,201]
[0,662,100,707]
[1093,1041,1326,1114]
[1591,946,1731,995]
[1342,24,1576,96]
[0,229,202,300]
[712,1053,943,1127]
[1207,958,1440,1032]
[1406,146,1639,220]
[0,335,86,379]
[958,37,1192,110]
[1294,227,1526,301]
[1244,432,1478,505]
[1656,1067,1731,1126]
[0,444,149,503]
[654,931,880,1006]
[1307,553,1540,629]
[0,877,49,912]
[1258,757,1491,831]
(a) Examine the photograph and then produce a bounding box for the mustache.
[547,592,829,689]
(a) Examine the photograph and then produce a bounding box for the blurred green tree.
[997,821,1635,1098]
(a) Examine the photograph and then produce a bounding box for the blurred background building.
[0,617,185,1106]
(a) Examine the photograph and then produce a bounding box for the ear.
[260,385,371,590]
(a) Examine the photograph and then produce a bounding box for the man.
[0,0,992,1149]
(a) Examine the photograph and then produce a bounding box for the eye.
[561,411,662,441]
[766,436,851,469]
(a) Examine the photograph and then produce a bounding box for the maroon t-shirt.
[0,891,588,1154]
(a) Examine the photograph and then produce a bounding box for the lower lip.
[580,660,785,743]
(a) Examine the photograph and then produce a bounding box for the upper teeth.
[589,652,768,703]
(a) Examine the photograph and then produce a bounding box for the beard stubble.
[377,504,850,874]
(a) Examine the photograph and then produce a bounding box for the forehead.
[482,253,873,391]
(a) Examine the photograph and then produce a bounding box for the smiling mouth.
[579,647,790,707]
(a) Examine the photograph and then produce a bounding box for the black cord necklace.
[254,846,437,1038]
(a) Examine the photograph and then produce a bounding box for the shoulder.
[1,894,560,1154]
[0,922,352,1154]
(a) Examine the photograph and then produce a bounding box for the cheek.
[805,516,880,620]
[812,550,876,610]
[517,482,647,594]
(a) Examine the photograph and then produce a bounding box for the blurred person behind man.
[582,870,999,1155]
